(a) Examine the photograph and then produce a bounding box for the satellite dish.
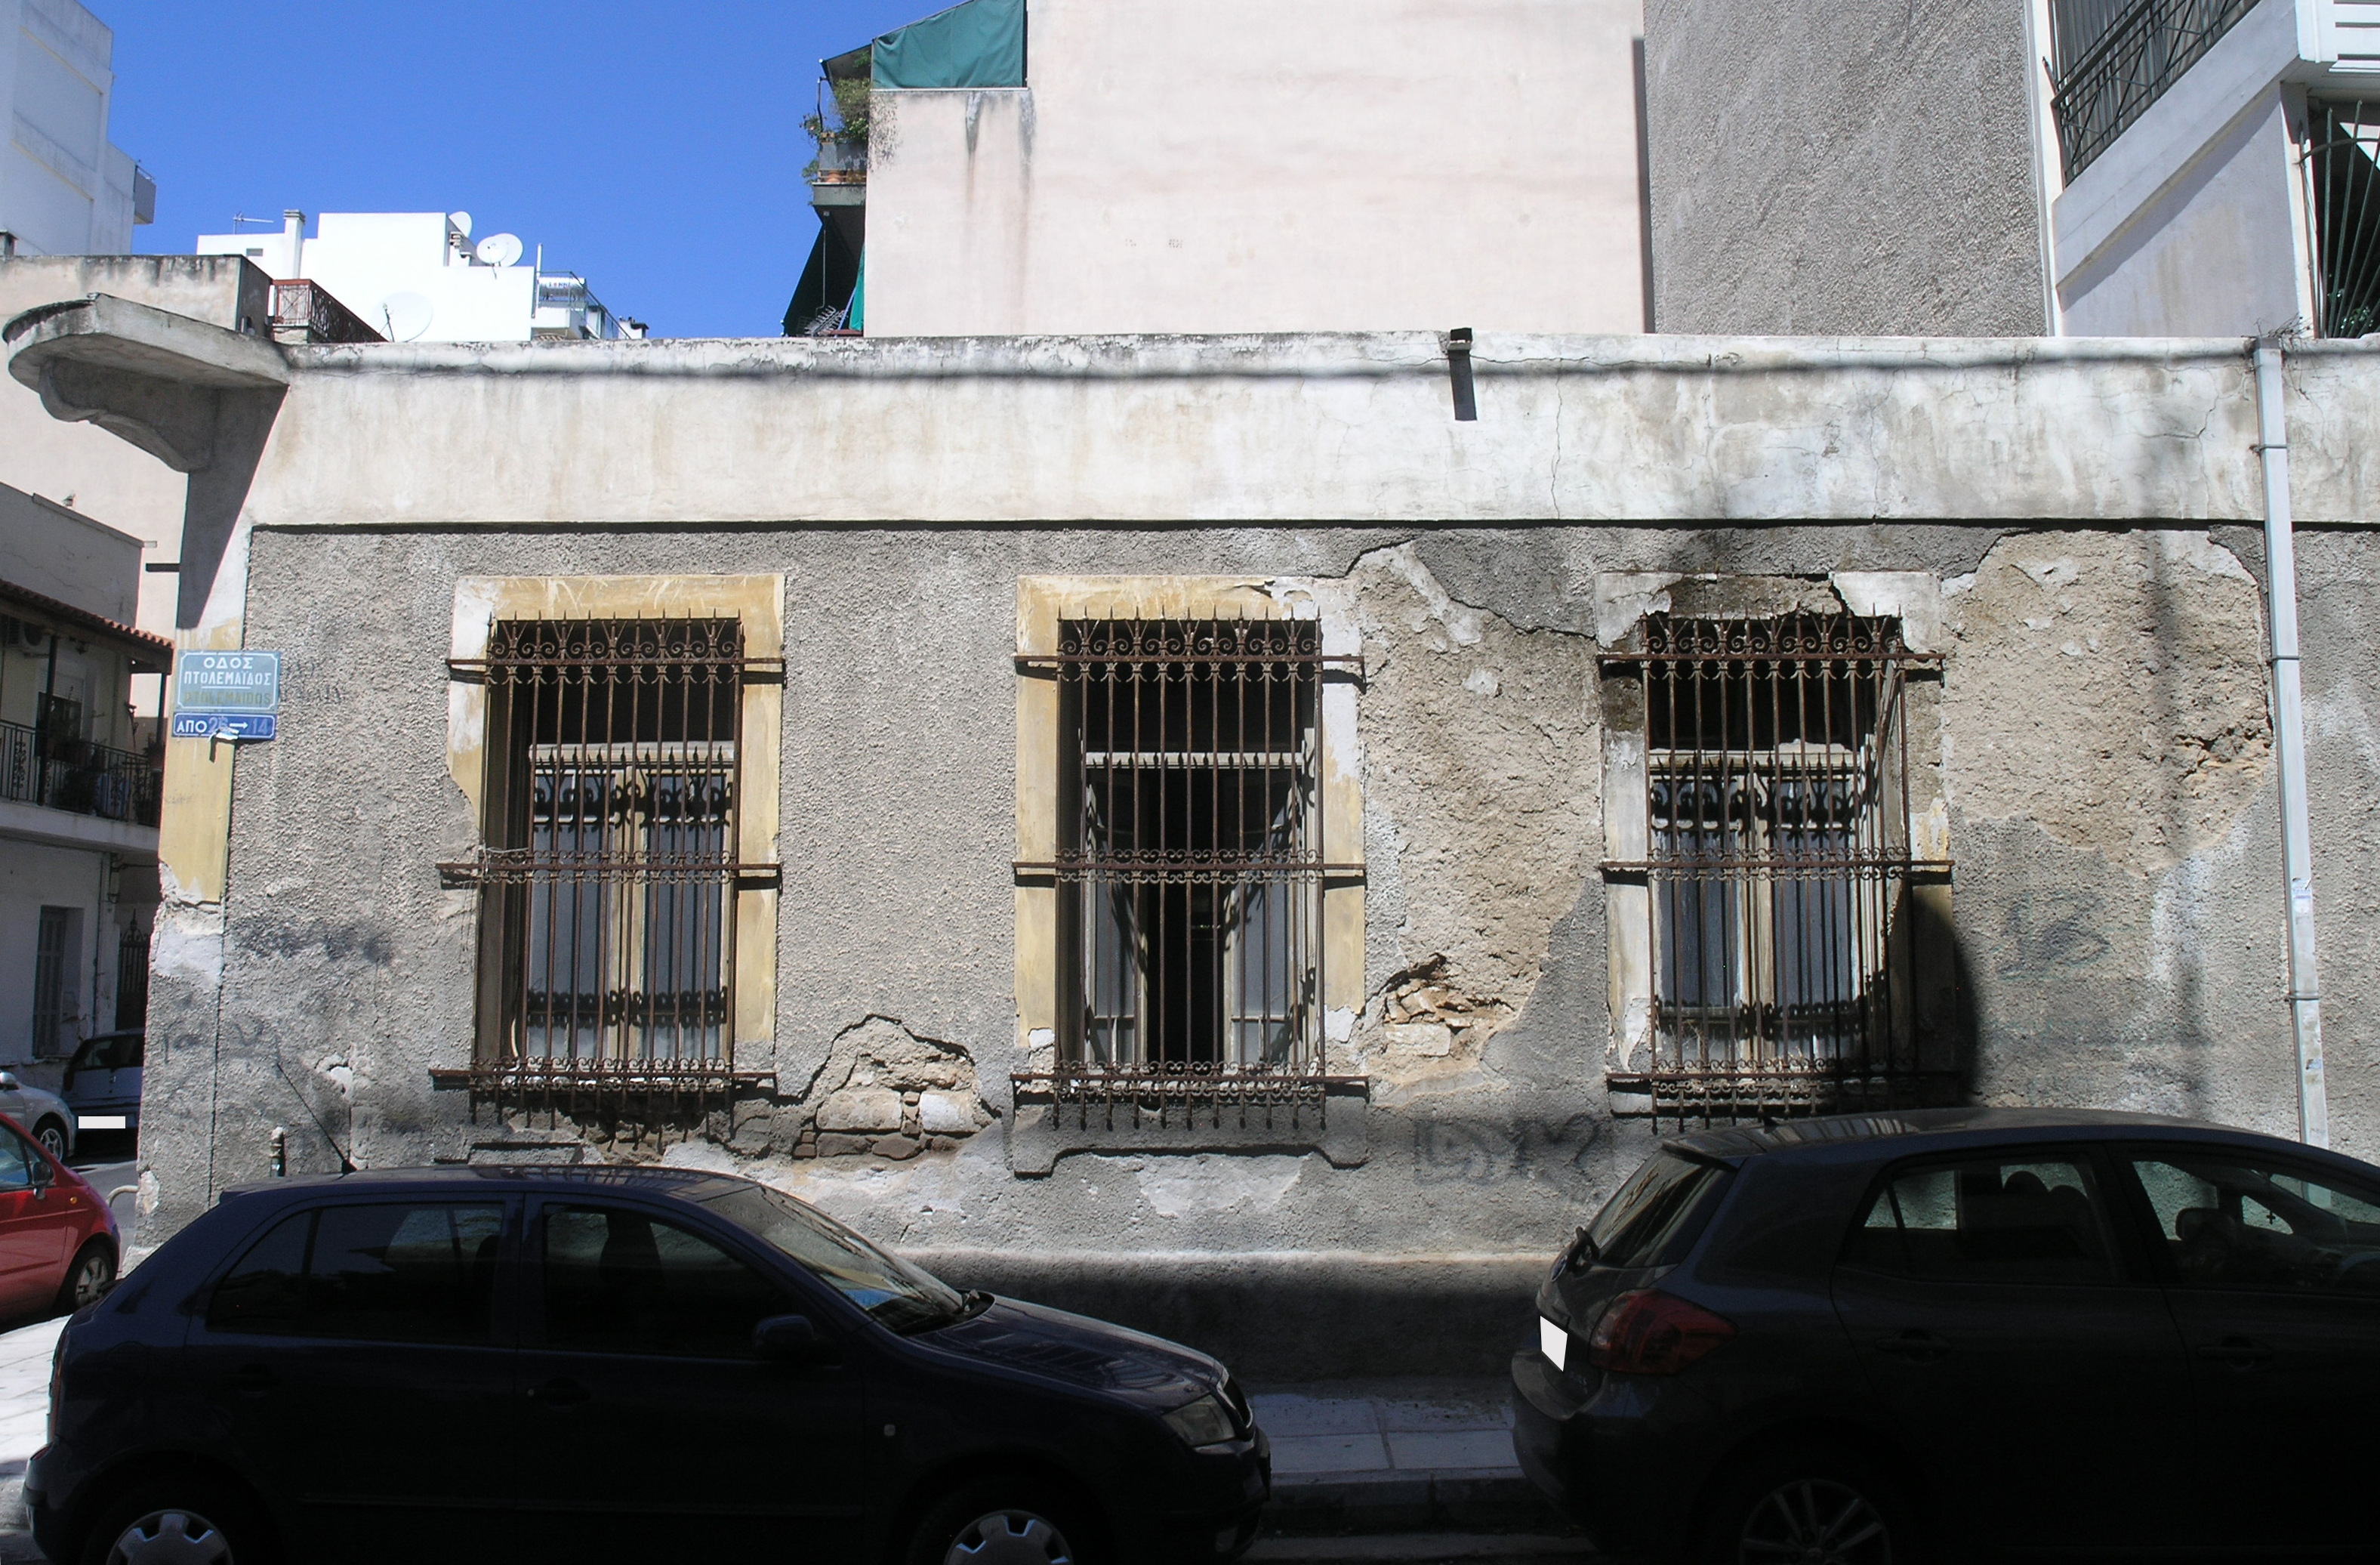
[476,233,523,267]
[381,292,435,342]
[448,211,473,238]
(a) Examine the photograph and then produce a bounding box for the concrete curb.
[1247,1535,1594,1562]
[1268,1468,1570,1535]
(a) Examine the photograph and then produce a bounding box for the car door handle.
[1873,1330,1951,1360]
[527,1377,591,1407]
[2196,1336,2272,1368]
[230,1364,277,1397]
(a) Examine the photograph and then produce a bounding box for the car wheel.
[1697,1444,1916,1565]
[79,1477,276,1565]
[906,1479,1100,1565]
[57,1239,116,1311]
[35,1119,69,1162]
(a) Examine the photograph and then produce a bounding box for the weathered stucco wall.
[131,514,2370,1376]
[208,333,2380,539]
[1642,0,2048,334]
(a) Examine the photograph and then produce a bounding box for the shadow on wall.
[918,1247,1553,1384]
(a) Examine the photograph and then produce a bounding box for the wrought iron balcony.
[0,719,163,829]
[2050,0,2260,180]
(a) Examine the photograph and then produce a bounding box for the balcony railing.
[270,280,384,346]
[2050,0,2260,180]
[0,720,163,829]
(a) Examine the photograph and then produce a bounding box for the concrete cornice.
[243,329,2325,527]
[273,329,2283,380]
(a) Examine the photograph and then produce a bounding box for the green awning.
[870,0,1025,88]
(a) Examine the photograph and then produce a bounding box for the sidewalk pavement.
[1246,1378,1591,1560]
[0,1315,63,1562]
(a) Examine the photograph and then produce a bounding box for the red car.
[0,1113,116,1318]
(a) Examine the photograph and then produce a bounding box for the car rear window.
[207,1202,505,1344]
[1584,1150,1729,1270]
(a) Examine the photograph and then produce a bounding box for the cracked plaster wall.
[137,517,2380,1363]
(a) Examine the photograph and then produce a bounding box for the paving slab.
[1250,1378,1572,1538]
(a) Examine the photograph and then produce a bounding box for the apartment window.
[115,919,149,1031]
[31,906,74,1057]
[464,619,745,1083]
[1049,617,1326,1077]
[1605,614,1950,1121]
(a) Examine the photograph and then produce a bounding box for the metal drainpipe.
[2252,338,2329,1147]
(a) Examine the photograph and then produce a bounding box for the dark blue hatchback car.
[1514,1107,2380,1563]
[31,1165,1269,1565]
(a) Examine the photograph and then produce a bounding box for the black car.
[30,1166,1269,1565]
[1513,1107,2380,1563]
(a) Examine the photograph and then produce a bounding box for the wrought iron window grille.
[438,618,777,1127]
[2047,0,2258,181]
[1013,614,1364,1124]
[1603,614,1956,1126]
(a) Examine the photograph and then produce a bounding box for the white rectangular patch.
[77,1115,127,1131]
[1540,1315,1568,1372]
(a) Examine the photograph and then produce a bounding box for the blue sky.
[100,0,925,338]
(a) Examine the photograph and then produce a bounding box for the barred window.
[464,619,744,1079]
[1607,614,1951,1121]
[1052,617,1326,1076]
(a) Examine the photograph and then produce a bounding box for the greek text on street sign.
[173,651,282,741]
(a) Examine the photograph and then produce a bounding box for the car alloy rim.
[39,1128,65,1158]
[1738,1477,1889,1565]
[73,1254,109,1304]
[944,1508,1074,1565]
[106,1508,232,1565]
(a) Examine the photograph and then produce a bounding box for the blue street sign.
[175,650,280,716]
[171,712,277,742]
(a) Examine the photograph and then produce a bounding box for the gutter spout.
[2253,337,2329,1148]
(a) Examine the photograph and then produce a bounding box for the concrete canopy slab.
[4,295,288,474]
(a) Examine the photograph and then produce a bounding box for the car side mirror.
[752,1313,836,1364]
[0,1073,20,1091]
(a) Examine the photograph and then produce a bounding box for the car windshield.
[695,1181,968,1333]
[1586,1150,1728,1270]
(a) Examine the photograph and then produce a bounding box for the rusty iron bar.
[440,856,782,884]
[1052,612,1335,1077]
[1012,1063,1363,1131]
[1614,612,1945,1123]
[458,616,755,1133]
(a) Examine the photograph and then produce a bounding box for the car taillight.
[1583,1289,1734,1375]
[47,1327,66,1446]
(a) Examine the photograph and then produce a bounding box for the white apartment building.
[1,0,150,258]
[198,210,644,343]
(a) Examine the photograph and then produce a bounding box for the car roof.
[1663,1105,2324,1166]
[220,1164,763,1205]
